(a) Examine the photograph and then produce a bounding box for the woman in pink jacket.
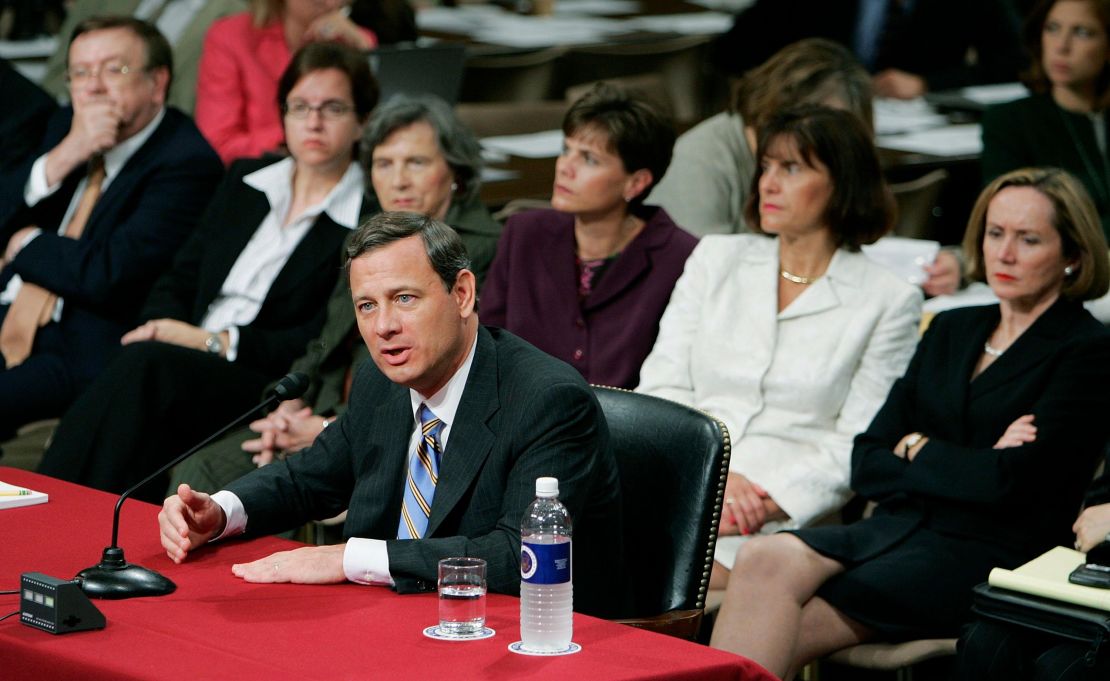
[197,0,376,164]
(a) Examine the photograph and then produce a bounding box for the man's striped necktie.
[398,404,444,540]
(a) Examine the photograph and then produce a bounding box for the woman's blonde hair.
[963,167,1110,301]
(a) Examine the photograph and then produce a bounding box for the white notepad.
[0,479,48,510]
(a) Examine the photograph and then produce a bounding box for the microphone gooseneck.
[76,372,310,599]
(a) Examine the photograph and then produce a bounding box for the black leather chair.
[591,385,731,640]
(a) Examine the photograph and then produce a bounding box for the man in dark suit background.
[0,16,222,444]
[158,212,627,618]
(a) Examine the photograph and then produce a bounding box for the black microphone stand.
[75,373,309,599]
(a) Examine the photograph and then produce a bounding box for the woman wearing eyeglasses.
[38,43,376,500]
[197,0,377,164]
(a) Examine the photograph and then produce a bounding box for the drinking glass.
[437,557,486,636]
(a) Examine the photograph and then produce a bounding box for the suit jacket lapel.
[539,217,578,301]
[971,298,1077,399]
[778,249,859,321]
[935,304,996,430]
[426,327,498,536]
[732,240,780,355]
[197,187,269,308]
[80,111,178,238]
[582,215,667,312]
[370,384,416,536]
[265,211,348,298]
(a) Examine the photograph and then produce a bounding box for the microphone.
[74,372,310,599]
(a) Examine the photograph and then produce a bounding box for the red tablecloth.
[0,468,775,681]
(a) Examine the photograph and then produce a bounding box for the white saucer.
[422,625,496,641]
[507,641,582,656]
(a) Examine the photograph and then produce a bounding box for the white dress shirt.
[637,234,922,567]
[212,327,480,586]
[201,157,364,361]
[2,108,166,320]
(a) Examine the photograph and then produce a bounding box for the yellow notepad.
[0,480,48,510]
[988,546,1110,612]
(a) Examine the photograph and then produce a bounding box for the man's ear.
[150,66,170,107]
[454,269,477,317]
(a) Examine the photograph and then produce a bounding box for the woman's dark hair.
[734,38,873,134]
[361,95,484,203]
[743,106,893,251]
[1022,0,1110,108]
[562,82,676,208]
[963,167,1110,300]
[277,42,379,123]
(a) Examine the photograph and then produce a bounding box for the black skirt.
[789,512,1021,641]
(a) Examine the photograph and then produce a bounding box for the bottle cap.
[535,477,559,497]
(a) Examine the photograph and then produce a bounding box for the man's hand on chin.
[232,545,347,584]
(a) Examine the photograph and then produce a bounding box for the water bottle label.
[520,541,571,584]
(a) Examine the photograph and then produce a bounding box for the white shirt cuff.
[210,490,248,541]
[24,154,60,206]
[343,537,393,585]
[225,326,239,362]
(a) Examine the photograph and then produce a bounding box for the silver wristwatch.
[204,333,224,356]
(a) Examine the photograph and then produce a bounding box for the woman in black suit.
[710,167,1110,679]
[981,0,1110,237]
[37,42,377,500]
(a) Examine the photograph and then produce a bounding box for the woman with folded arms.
[480,83,697,389]
[710,167,1110,680]
[638,105,921,584]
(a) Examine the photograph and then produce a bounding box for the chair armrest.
[613,609,703,640]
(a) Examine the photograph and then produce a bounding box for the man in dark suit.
[710,0,1025,99]
[0,16,222,443]
[158,212,627,618]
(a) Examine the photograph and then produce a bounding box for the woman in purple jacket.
[479,84,697,388]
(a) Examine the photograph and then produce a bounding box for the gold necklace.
[780,269,817,285]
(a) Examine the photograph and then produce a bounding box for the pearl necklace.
[983,342,1004,358]
[780,269,817,285]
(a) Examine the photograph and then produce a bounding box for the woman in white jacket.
[637,106,922,587]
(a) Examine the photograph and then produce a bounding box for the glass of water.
[437,557,486,636]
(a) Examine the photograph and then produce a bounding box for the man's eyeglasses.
[283,100,355,120]
[67,61,138,84]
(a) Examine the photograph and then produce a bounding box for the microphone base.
[76,547,176,600]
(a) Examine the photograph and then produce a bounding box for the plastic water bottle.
[519,476,573,651]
